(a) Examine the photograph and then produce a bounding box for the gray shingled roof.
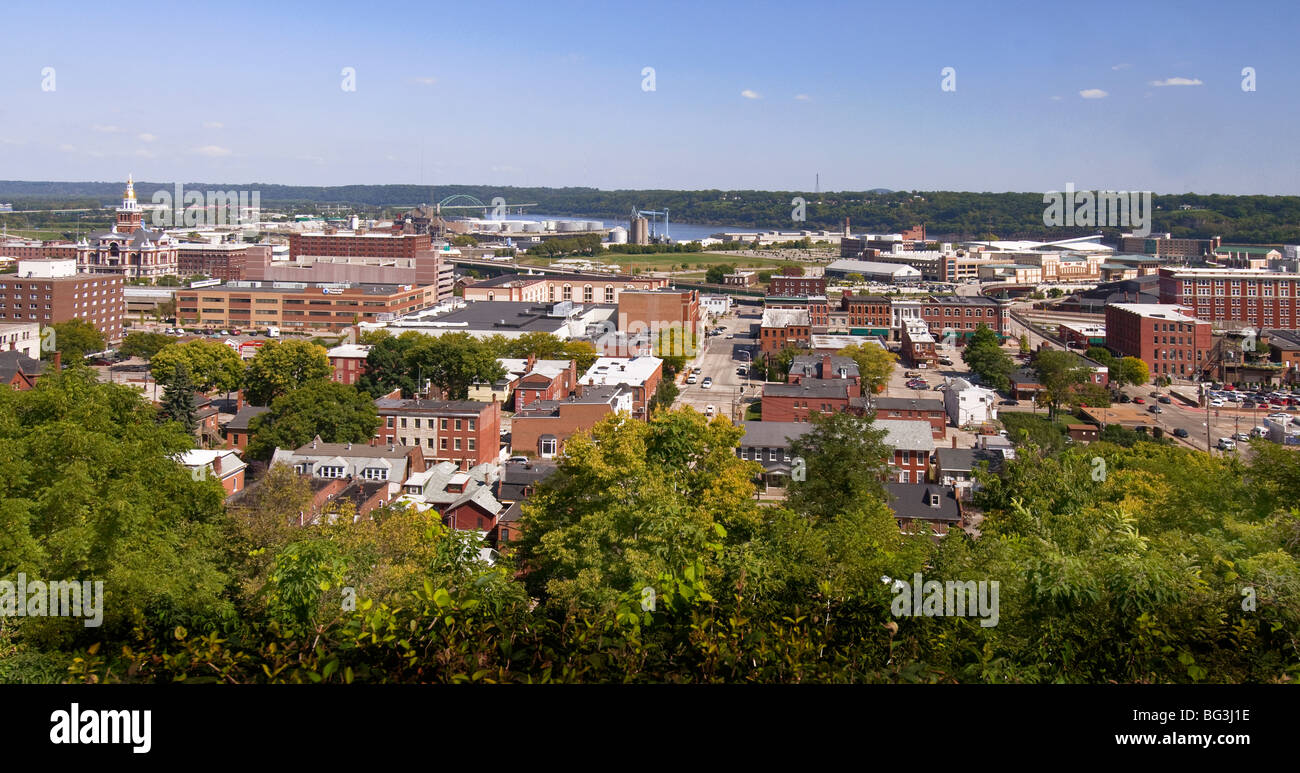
[884,483,961,522]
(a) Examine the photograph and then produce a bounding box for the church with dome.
[76,175,179,279]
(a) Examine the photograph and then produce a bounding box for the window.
[540,438,558,457]
[361,467,388,481]
[318,465,345,479]
[440,438,448,450]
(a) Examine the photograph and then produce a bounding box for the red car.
[1134,397,1146,404]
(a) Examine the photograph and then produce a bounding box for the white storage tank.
[608,226,628,244]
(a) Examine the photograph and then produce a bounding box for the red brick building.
[177,243,271,281]
[513,357,578,410]
[618,289,702,354]
[768,275,827,297]
[764,295,829,327]
[865,397,948,438]
[919,296,1007,338]
[1104,303,1212,381]
[760,308,811,354]
[2,259,125,342]
[327,344,370,385]
[1157,267,1300,331]
[761,379,857,421]
[289,230,431,260]
[510,386,629,458]
[840,294,893,334]
[373,398,501,470]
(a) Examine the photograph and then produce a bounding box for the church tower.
[114,174,143,233]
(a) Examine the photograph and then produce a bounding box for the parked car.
[1147,405,1163,414]
[1218,437,1237,450]
[705,405,715,418]
[736,366,748,376]
[1134,397,1146,404]
[1234,432,1251,442]
[1000,399,1017,406]
[1209,399,1225,408]
[1173,428,1190,439]
[1158,396,1172,404]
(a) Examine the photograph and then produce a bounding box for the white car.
[701,377,713,389]
[1218,438,1237,451]
[1209,399,1225,407]
[705,405,715,418]
[1268,412,1290,420]
[686,374,698,384]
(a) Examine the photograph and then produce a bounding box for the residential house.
[884,483,964,537]
[877,419,936,484]
[943,377,999,427]
[177,448,247,499]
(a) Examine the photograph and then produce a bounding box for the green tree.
[514,408,762,610]
[159,362,198,433]
[246,380,381,460]
[150,339,244,393]
[964,330,1015,391]
[838,342,898,394]
[1020,334,1032,355]
[243,339,332,405]
[1114,356,1151,387]
[45,319,105,361]
[1034,349,1088,418]
[357,331,422,398]
[406,332,505,400]
[787,412,891,522]
[119,331,173,361]
[705,263,736,284]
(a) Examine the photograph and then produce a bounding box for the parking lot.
[674,303,760,421]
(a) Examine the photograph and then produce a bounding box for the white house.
[943,377,999,427]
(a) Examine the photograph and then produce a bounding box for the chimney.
[53,351,61,371]
[822,354,833,377]
[211,454,222,476]
[527,353,536,371]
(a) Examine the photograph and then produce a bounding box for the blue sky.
[1,0,1296,194]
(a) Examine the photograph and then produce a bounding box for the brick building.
[510,386,631,458]
[764,295,829,327]
[462,272,666,304]
[76,176,179,279]
[372,398,501,470]
[840,294,893,336]
[177,243,271,281]
[617,289,701,354]
[1104,303,1212,381]
[918,296,1008,339]
[176,281,438,331]
[863,396,947,438]
[877,420,936,484]
[760,379,857,421]
[327,344,370,385]
[760,308,811,354]
[3,259,125,341]
[768,275,827,297]
[289,230,431,261]
[577,356,663,418]
[1157,267,1300,331]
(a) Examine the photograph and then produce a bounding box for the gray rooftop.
[884,483,962,523]
[739,421,812,448]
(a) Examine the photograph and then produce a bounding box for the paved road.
[675,303,761,421]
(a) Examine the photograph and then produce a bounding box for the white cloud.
[1079,89,1108,99]
[137,133,156,142]
[1049,95,1063,101]
[202,121,224,129]
[1111,63,1132,70]
[411,76,437,86]
[194,145,232,157]
[741,89,761,100]
[92,124,123,133]
[794,94,811,101]
[1149,77,1203,87]
[58,144,76,152]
